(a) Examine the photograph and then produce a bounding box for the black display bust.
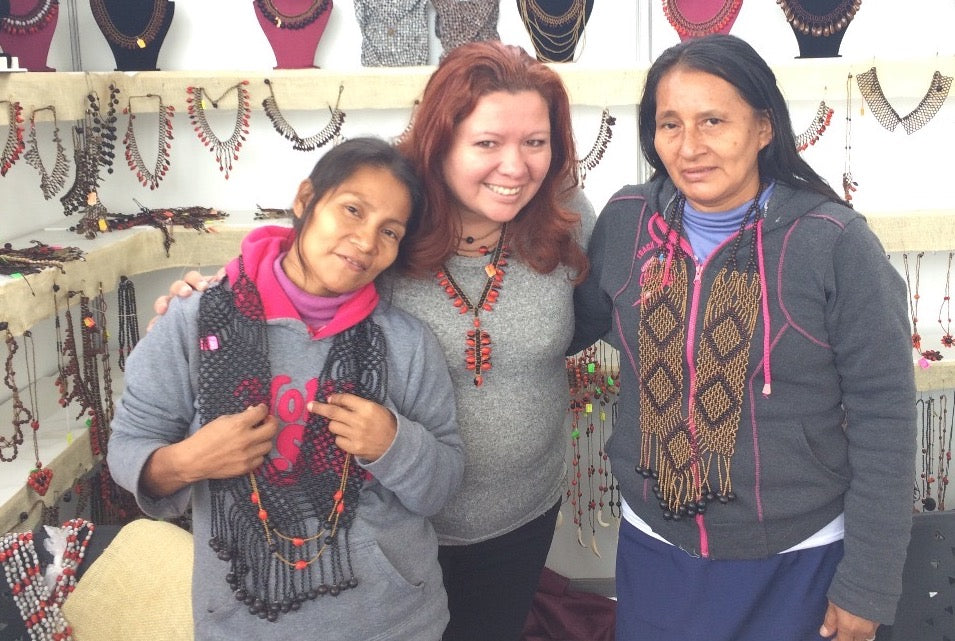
[517,0,594,63]
[781,0,859,59]
[91,0,174,71]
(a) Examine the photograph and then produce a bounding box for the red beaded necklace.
[436,224,508,387]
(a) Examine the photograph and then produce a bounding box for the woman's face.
[441,90,552,228]
[282,166,411,297]
[653,66,772,213]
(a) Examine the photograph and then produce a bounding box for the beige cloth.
[63,518,194,641]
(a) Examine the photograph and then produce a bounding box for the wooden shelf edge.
[865,211,955,254]
[915,358,955,392]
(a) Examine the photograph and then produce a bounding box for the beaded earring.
[1,99,25,176]
[186,81,251,179]
[123,93,174,190]
[262,79,344,151]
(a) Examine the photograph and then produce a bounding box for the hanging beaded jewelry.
[903,252,942,366]
[842,73,857,205]
[1,100,26,177]
[262,79,344,152]
[116,275,140,371]
[939,252,953,348]
[0,240,84,276]
[921,396,937,511]
[856,67,952,135]
[661,0,742,39]
[186,81,251,179]
[436,224,508,387]
[0,0,58,35]
[254,0,331,29]
[390,100,419,147]
[19,330,54,497]
[60,86,120,216]
[776,0,861,37]
[23,106,69,200]
[938,393,952,510]
[122,93,174,190]
[1,325,27,463]
[794,100,834,152]
[577,108,615,188]
[89,0,168,49]
[516,0,588,63]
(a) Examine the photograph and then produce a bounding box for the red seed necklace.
[436,224,508,387]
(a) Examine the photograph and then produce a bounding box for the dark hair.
[293,137,424,271]
[638,34,842,203]
[397,40,587,280]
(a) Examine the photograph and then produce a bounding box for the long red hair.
[397,41,588,281]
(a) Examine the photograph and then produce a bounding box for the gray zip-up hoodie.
[572,179,916,624]
[108,226,464,641]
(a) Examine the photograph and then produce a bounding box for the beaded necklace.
[661,0,742,39]
[186,81,251,179]
[794,100,834,152]
[940,252,953,349]
[577,108,615,188]
[1,100,25,177]
[776,0,861,37]
[1,326,27,462]
[262,79,344,152]
[89,0,168,49]
[116,275,140,371]
[436,224,508,387]
[21,330,54,496]
[0,240,84,276]
[254,0,331,29]
[516,0,589,63]
[856,67,952,135]
[60,85,120,216]
[920,397,937,511]
[0,0,57,34]
[842,73,857,205]
[23,106,69,201]
[938,393,952,510]
[122,93,174,190]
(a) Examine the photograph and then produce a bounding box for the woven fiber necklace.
[89,0,168,49]
[856,67,952,135]
[122,93,174,190]
[0,0,57,34]
[262,79,344,151]
[516,0,588,63]
[436,224,508,387]
[776,0,861,37]
[662,0,742,39]
[23,105,69,200]
[432,0,500,55]
[186,81,251,179]
[254,0,331,29]
[1,100,25,177]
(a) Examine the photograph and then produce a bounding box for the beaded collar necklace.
[254,0,331,29]
[122,93,174,190]
[262,79,344,151]
[517,0,589,62]
[436,223,508,387]
[577,108,615,188]
[856,67,952,135]
[23,106,69,201]
[794,100,834,152]
[0,0,57,34]
[89,0,168,49]
[186,81,251,179]
[661,0,742,39]
[776,0,861,37]
[1,100,25,177]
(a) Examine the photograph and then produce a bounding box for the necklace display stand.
[0,0,58,71]
[516,0,594,63]
[90,0,173,71]
[778,0,861,58]
[253,0,332,69]
[662,0,742,41]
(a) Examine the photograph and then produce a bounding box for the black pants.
[439,501,561,641]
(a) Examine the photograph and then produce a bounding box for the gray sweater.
[572,179,916,624]
[108,287,464,641]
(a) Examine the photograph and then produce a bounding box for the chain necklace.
[577,108,615,188]
[856,67,952,135]
[776,0,861,37]
[794,100,834,152]
[89,0,168,49]
[262,79,344,151]
[0,0,58,34]
[123,93,174,190]
[516,0,588,63]
[1,100,26,177]
[436,224,508,387]
[24,105,69,200]
[662,0,742,39]
[254,0,331,29]
[186,81,251,179]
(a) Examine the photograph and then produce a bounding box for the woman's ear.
[292,179,313,219]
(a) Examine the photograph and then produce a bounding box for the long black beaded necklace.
[116,275,140,371]
[920,396,937,511]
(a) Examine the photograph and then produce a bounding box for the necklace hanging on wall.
[0,0,58,34]
[661,0,742,40]
[920,396,937,511]
[940,252,953,349]
[1,100,25,177]
[516,0,591,63]
[123,93,174,190]
[262,79,344,151]
[116,275,140,371]
[89,0,168,49]
[794,100,834,152]
[903,252,942,366]
[23,105,69,200]
[21,330,53,496]
[937,393,952,510]
[187,81,251,179]
[60,85,121,216]
[841,73,857,205]
[856,67,952,135]
[254,0,331,29]
[1,324,27,463]
[577,108,615,188]
[390,100,419,147]
[436,224,508,387]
